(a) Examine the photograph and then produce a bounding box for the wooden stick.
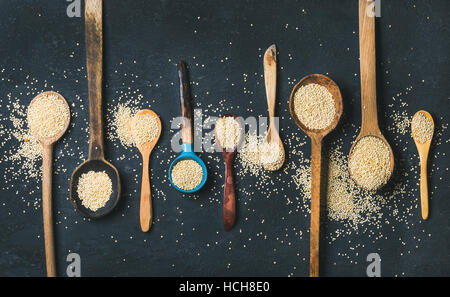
[309,136,322,277]
[223,154,236,231]
[177,61,193,144]
[42,144,56,277]
[359,0,380,135]
[140,153,152,231]
[85,0,104,160]
[420,154,429,220]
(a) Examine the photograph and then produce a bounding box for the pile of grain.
[293,83,335,130]
[27,93,70,138]
[411,112,433,143]
[77,171,112,211]
[239,132,284,174]
[132,114,159,146]
[348,136,391,191]
[171,160,203,191]
[259,140,284,171]
[215,116,242,151]
[110,103,139,148]
[292,148,384,229]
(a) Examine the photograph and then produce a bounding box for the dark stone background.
[0,0,448,276]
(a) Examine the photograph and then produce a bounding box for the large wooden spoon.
[349,0,395,189]
[28,91,70,277]
[70,0,121,218]
[411,110,434,220]
[289,74,343,277]
[263,44,285,171]
[133,109,162,232]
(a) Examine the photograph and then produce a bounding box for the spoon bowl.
[133,109,162,232]
[69,159,121,219]
[289,74,343,138]
[29,91,71,145]
[348,133,395,190]
[169,146,208,194]
[289,73,343,277]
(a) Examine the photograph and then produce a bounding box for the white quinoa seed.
[215,116,242,150]
[111,103,139,148]
[77,170,112,211]
[348,136,391,191]
[171,160,203,191]
[293,83,336,130]
[27,93,70,139]
[411,112,433,143]
[132,114,159,146]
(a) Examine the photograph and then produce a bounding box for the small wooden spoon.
[28,91,70,277]
[263,44,285,171]
[70,0,121,219]
[349,0,395,189]
[411,110,434,220]
[214,114,243,231]
[132,109,162,232]
[289,74,343,277]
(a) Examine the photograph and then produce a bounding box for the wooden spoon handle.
[359,0,379,135]
[420,156,429,220]
[140,154,152,232]
[177,61,193,144]
[310,137,322,277]
[264,45,277,119]
[85,0,104,160]
[223,156,236,231]
[42,144,56,277]
[264,45,278,142]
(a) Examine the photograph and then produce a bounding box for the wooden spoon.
[132,109,162,232]
[289,74,343,277]
[263,44,285,171]
[411,110,434,220]
[28,91,70,277]
[214,114,243,231]
[70,0,121,219]
[349,0,395,189]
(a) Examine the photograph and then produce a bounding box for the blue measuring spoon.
[169,61,207,193]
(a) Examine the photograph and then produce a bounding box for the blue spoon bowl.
[169,143,207,193]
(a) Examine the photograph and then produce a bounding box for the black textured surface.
[0,0,449,277]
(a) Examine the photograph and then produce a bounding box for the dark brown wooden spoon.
[289,74,343,277]
[69,0,120,219]
[214,114,243,231]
